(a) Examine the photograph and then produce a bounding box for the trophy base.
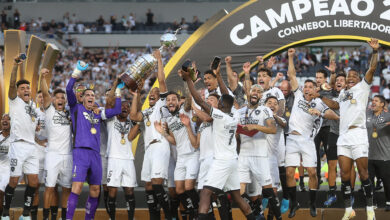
[120,74,138,91]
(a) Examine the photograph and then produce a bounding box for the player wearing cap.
[318,38,379,220]
[285,48,339,218]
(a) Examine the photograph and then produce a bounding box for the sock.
[125,194,135,220]
[2,185,15,217]
[103,189,109,215]
[252,198,263,216]
[362,178,374,207]
[186,189,199,210]
[50,206,58,220]
[66,192,79,220]
[61,207,67,220]
[309,189,317,205]
[329,185,337,196]
[0,208,2,217]
[287,186,297,205]
[22,185,36,216]
[170,196,180,219]
[246,212,255,220]
[152,184,172,219]
[43,208,50,220]
[299,176,304,185]
[145,190,160,220]
[198,213,210,220]
[217,192,232,220]
[178,192,193,219]
[341,181,352,209]
[107,196,116,220]
[207,200,215,219]
[30,205,38,220]
[263,188,281,218]
[85,196,99,220]
[279,167,288,199]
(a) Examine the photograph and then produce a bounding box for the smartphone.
[182,59,192,72]
[211,56,221,70]
[19,53,27,60]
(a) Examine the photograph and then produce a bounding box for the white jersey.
[260,87,285,105]
[166,107,198,156]
[198,122,214,160]
[288,89,327,139]
[238,105,273,157]
[266,117,286,156]
[36,107,47,141]
[106,117,134,160]
[210,108,238,160]
[9,97,38,144]
[142,92,170,148]
[337,80,370,145]
[0,133,10,166]
[45,105,72,154]
[100,107,108,157]
[204,86,234,99]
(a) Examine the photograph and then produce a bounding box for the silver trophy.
[121,28,181,91]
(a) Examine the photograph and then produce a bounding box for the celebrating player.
[0,114,10,218]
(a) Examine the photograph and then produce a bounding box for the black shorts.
[326,132,338,161]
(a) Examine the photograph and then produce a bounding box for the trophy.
[120,28,181,91]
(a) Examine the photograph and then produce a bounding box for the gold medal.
[350,99,356,104]
[146,121,151,127]
[192,116,197,122]
[31,116,35,122]
[120,138,126,145]
[285,111,290,117]
[372,132,378,138]
[90,127,97,134]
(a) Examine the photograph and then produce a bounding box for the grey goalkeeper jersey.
[366,110,390,161]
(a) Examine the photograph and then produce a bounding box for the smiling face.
[203,73,218,91]
[257,71,271,90]
[166,94,179,113]
[36,92,44,107]
[120,101,130,118]
[82,90,95,110]
[17,83,31,102]
[149,87,160,107]
[249,86,263,106]
[335,75,346,92]
[54,92,66,111]
[303,81,316,101]
[316,72,326,87]
[1,114,10,131]
[371,97,384,112]
[206,95,219,108]
[265,97,279,113]
[346,70,360,89]
[75,85,86,103]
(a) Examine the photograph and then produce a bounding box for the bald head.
[280,80,291,98]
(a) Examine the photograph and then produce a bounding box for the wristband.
[115,88,121,97]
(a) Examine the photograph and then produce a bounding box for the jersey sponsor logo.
[168,120,184,132]
[53,111,71,125]
[25,105,38,118]
[298,100,311,114]
[114,120,130,134]
[340,91,354,102]
[213,113,223,119]
[0,145,8,154]
[199,122,211,133]
[240,118,259,125]
[83,112,99,124]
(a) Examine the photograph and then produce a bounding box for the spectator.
[97,15,105,31]
[384,84,390,103]
[70,13,78,24]
[121,15,129,31]
[128,13,135,31]
[104,21,112,34]
[180,17,188,32]
[146,9,154,26]
[383,62,390,84]
[13,9,20,28]
[192,15,200,30]
[30,19,38,32]
[63,12,70,27]
[77,22,84,33]
[19,22,26,31]
[110,15,116,31]
[1,10,7,27]
[36,17,44,31]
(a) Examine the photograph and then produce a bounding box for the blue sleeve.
[66,77,77,108]
[104,98,121,119]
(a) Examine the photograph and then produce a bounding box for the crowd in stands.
[0,9,202,34]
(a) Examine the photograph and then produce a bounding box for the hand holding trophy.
[120,28,181,91]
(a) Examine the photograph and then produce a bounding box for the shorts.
[174,153,200,181]
[72,148,102,185]
[278,135,286,167]
[238,155,272,187]
[285,135,317,168]
[326,132,338,161]
[247,177,262,197]
[337,144,368,160]
[198,157,213,190]
[101,156,108,185]
[141,141,170,182]
[268,153,280,188]
[107,158,137,188]
[8,141,39,176]
[168,154,176,188]
[0,162,10,191]
[45,152,72,188]
[204,158,240,192]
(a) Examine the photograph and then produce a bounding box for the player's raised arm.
[225,56,238,92]
[243,62,252,99]
[287,48,298,92]
[181,69,211,115]
[365,38,380,84]
[129,81,144,122]
[8,56,24,100]
[39,68,52,109]
[154,49,167,93]
[105,76,120,109]
[128,122,140,141]
[214,62,229,95]
[66,61,88,108]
